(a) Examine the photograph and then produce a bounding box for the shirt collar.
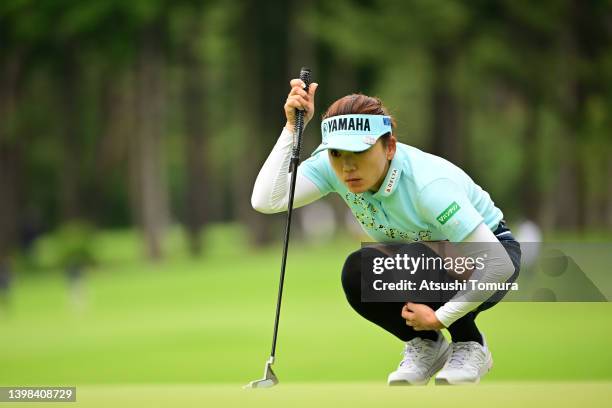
[371,152,403,199]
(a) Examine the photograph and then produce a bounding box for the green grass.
[1,225,612,406]
[7,383,612,408]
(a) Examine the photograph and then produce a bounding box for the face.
[328,136,396,193]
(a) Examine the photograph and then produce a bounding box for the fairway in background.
[1,226,612,385]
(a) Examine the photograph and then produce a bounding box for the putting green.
[7,382,612,408]
[2,228,611,397]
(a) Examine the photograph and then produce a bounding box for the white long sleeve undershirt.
[433,222,516,328]
[251,128,323,214]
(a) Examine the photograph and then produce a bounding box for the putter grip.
[292,67,311,158]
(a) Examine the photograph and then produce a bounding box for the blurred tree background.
[1,0,611,264]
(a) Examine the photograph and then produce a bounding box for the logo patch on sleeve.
[436,201,461,225]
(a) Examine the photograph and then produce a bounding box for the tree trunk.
[553,0,597,231]
[59,49,83,221]
[94,67,134,226]
[235,0,291,246]
[519,100,541,221]
[429,45,464,165]
[0,52,23,257]
[131,26,170,260]
[552,74,586,230]
[288,0,316,80]
[607,160,612,228]
[181,18,209,257]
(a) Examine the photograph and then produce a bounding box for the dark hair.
[322,94,396,146]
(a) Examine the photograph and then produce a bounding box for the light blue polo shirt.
[299,142,503,242]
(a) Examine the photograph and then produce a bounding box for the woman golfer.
[251,79,521,385]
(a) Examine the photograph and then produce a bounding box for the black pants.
[341,223,521,344]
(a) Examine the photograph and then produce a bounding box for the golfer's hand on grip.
[284,79,318,134]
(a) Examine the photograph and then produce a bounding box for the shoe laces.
[399,338,437,369]
[447,342,484,369]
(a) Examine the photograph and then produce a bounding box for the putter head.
[243,357,279,389]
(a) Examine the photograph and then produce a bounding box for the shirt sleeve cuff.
[434,308,456,328]
[434,302,480,328]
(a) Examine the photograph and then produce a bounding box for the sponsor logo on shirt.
[436,201,461,225]
[385,168,399,193]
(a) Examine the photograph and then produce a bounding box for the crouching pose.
[251,79,521,385]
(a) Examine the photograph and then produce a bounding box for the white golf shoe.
[387,333,451,386]
[435,334,493,385]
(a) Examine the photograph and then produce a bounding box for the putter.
[244,357,278,389]
[244,67,312,389]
